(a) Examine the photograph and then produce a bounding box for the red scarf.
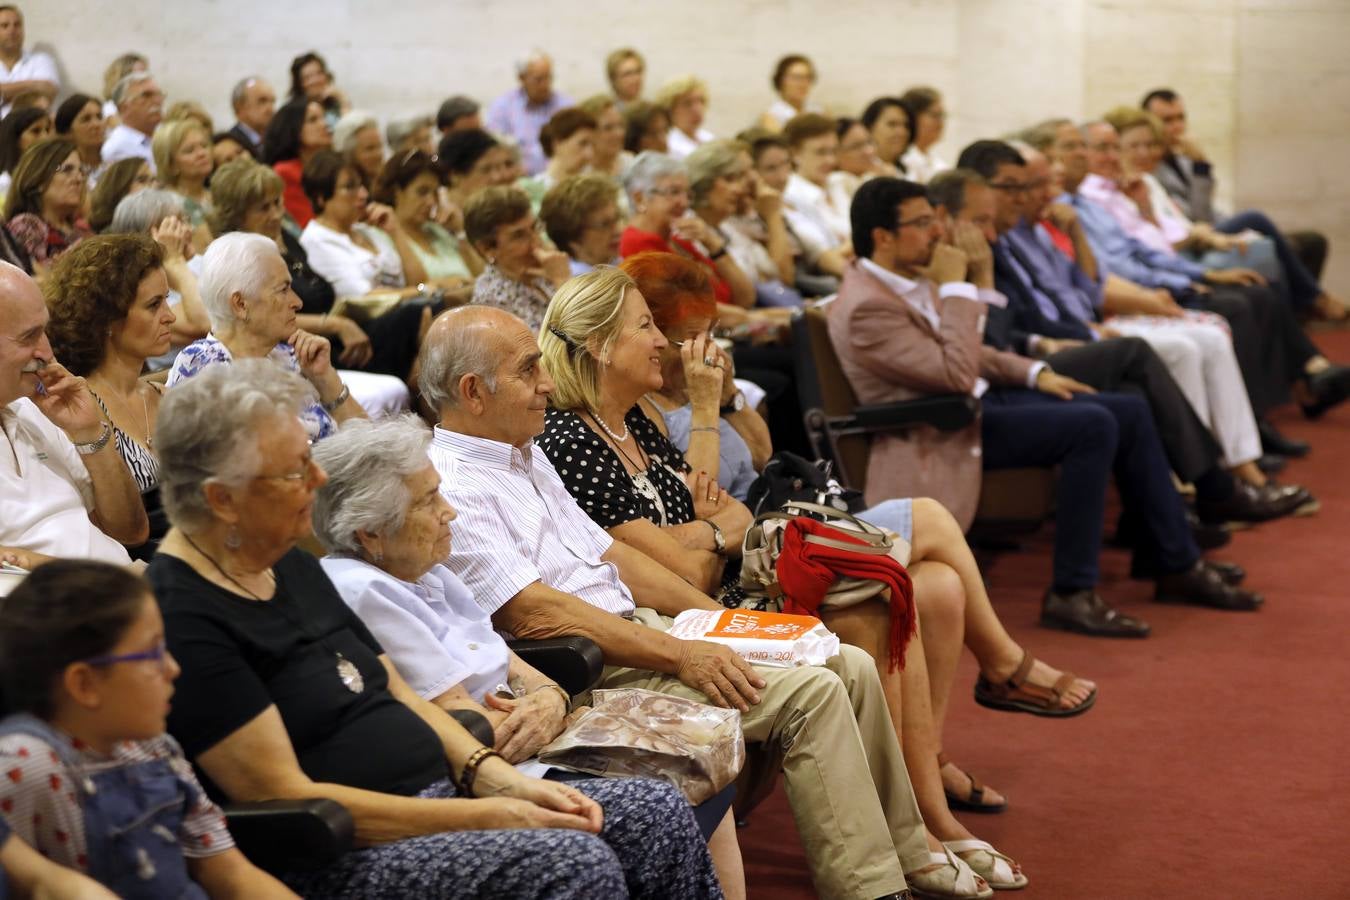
[775,517,916,671]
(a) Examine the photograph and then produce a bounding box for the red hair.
[620,251,718,333]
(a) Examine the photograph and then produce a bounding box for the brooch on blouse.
[336,653,364,694]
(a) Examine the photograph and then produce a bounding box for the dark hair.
[436,95,480,132]
[0,560,150,719]
[850,177,929,260]
[4,137,76,220]
[437,128,499,177]
[301,148,353,212]
[622,101,668,155]
[260,98,315,165]
[782,112,836,150]
[539,108,597,158]
[860,96,905,130]
[899,86,941,116]
[1141,88,1179,110]
[835,117,861,139]
[54,93,100,136]
[927,168,987,217]
[372,149,441,205]
[212,130,253,157]
[771,54,814,91]
[44,234,165,375]
[89,158,149,232]
[955,140,1025,181]
[288,51,331,99]
[0,107,48,175]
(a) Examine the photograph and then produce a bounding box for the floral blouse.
[7,213,90,264]
[470,264,555,333]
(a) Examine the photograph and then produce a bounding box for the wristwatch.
[74,422,113,456]
[720,392,745,416]
[704,519,726,553]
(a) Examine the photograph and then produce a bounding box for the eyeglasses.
[54,162,93,180]
[988,182,1031,193]
[895,215,936,231]
[647,186,689,199]
[256,443,319,484]
[83,641,171,672]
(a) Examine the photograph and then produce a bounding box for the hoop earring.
[224,527,242,551]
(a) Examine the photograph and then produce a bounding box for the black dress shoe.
[1205,560,1246,585]
[1301,365,1350,419]
[1256,454,1287,475]
[1040,589,1151,638]
[1155,561,1264,610]
[1257,419,1310,457]
[1187,510,1232,550]
[1195,481,1307,525]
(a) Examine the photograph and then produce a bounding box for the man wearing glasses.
[101,72,165,172]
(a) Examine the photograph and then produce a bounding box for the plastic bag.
[667,608,841,668]
[536,688,744,804]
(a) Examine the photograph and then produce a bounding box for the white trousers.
[1105,312,1261,468]
[339,370,411,419]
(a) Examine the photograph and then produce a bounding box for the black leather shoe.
[1187,510,1232,550]
[1040,589,1151,638]
[1301,365,1350,420]
[1205,560,1246,585]
[1255,454,1287,475]
[1195,481,1307,525]
[1155,561,1263,610]
[1257,419,1310,457]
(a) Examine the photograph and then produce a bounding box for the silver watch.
[74,422,113,456]
[720,392,745,415]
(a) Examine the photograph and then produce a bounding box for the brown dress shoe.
[1039,588,1151,638]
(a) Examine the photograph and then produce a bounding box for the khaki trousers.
[590,608,930,900]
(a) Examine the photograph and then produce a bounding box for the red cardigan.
[619,226,732,304]
[273,159,315,228]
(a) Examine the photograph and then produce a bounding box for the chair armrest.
[224,799,353,873]
[506,637,605,697]
[852,394,978,432]
[448,708,496,746]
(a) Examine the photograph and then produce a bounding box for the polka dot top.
[538,407,696,529]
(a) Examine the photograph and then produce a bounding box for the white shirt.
[783,173,850,263]
[320,557,510,703]
[428,428,635,620]
[900,145,949,184]
[762,98,821,130]
[299,220,406,300]
[665,126,715,160]
[0,51,58,118]
[101,123,155,172]
[0,399,131,565]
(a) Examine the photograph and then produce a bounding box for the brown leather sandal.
[973,652,1097,718]
[938,751,1006,814]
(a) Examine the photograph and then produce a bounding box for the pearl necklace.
[590,408,630,443]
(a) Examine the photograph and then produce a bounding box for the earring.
[224,526,242,551]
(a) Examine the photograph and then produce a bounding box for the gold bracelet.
[530,682,572,713]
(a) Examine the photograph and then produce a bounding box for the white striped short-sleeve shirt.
[429,427,636,619]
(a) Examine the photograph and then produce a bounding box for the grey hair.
[111,71,154,106]
[332,110,380,155]
[514,50,551,77]
[622,151,684,200]
[1079,119,1111,138]
[418,305,501,411]
[685,139,745,207]
[386,115,433,150]
[107,188,183,234]
[156,358,316,532]
[230,76,264,110]
[1015,118,1072,153]
[311,415,433,556]
[198,232,282,332]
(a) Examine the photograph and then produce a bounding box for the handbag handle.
[781,500,881,535]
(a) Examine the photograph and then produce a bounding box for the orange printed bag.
[667,608,841,668]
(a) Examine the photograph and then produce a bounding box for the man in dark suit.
[226,76,275,158]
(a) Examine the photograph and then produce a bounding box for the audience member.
[0,261,147,567]
[622,100,671,155]
[332,109,384,191]
[101,72,163,170]
[435,95,481,137]
[485,51,573,177]
[164,99,215,136]
[782,113,852,277]
[437,127,515,211]
[578,94,630,179]
[6,138,91,270]
[658,76,714,159]
[0,104,49,196]
[621,151,753,307]
[464,185,569,331]
[261,98,332,226]
[226,76,275,158]
[899,86,950,183]
[386,115,435,158]
[88,156,153,232]
[300,149,407,298]
[521,107,596,208]
[211,130,249,169]
[288,51,350,129]
[152,118,213,228]
[372,148,479,292]
[422,303,991,900]
[606,47,645,110]
[540,173,623,274]
[53,93,105,180]
[0,560,297,897]
[829,117,888,214]
[0,5,57,118]
[167,232,373,436]
[861,95,912,175]
[759,54,821,132]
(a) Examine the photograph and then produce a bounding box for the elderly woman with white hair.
[166,231,408,433]
[332,110,384,192]
[147,361,723,899]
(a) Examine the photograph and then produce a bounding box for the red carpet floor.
[739,331,1350,900]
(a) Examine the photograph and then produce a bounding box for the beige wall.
[27,0,1350,289]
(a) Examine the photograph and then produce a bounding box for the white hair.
[332,110,380,155]
[156,358,315,532]
[514,49,551,78]
[622,151,684,200]
[198,232,282,332]
[107,188,183,234]
[311,416,433,556]
[386,115,433,150]
[111,71,154,106]
[418,306,501,412]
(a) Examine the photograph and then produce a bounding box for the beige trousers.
[590,608,930,900]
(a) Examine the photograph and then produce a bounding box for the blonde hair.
[653,75,708,113]
[1102,105,1165,143]
[539,267,635,412]
[151,118,207,186]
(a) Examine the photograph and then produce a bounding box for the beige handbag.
[739,500,912,611]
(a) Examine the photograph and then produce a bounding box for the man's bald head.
[420,305,528,411]
[0,262,54,406]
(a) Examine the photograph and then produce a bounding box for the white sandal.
[905,847,994,900]
[943,839,1029,891]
